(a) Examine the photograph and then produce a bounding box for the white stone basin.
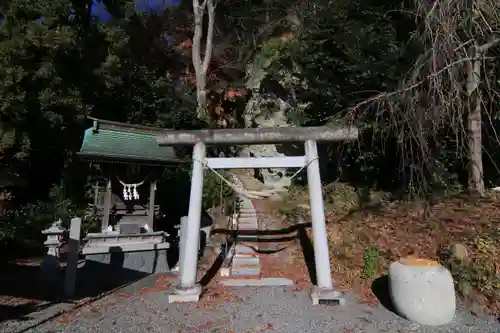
[389,258,456,326]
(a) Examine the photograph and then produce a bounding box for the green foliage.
[0,182,88,254]
[159,166,233,215]
[443,237,500,305]
[265,0,408,125]
[202,170,233,212]
[0,201,52,252]
[362,246,380,279]
[324,182,359,213]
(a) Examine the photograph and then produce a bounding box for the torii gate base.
[156,127,358,305]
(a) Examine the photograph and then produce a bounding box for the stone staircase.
[224,174,261,277]
[218,173,294,287]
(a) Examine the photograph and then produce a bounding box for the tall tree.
[350,0,500,196]
[0,0,92,198]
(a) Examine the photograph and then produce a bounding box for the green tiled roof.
[78,118,182,165]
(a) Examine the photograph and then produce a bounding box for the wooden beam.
[156,126,358,146]
[206,156,306,169]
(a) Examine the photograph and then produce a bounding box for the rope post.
[169,141,205,303]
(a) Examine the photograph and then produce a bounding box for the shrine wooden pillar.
[147,181,157,231]
[101,179,112,232]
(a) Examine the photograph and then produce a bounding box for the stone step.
[231,266,260,276]
[238,241,290,251]
[258,231,297,240]
[220,277,294,287]
[238,220,258,226]
[238,232,297,243]
[219,273,262,279]
[233,254,260,263]
[237,225,258,231]
[239,217,257,221]
[238,219,257,225]
[233,256,260,264]
[238,224,257,229]
[239,212,256,217]
[236,236,259,243]
[234,248,258,257]
[238,217,257,223]
[236,228,259,233]
[239,212,257,216]
[231,257,260,276]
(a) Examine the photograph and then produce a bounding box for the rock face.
[388,258,456,326]
[241,89,293,191]
[240,42,309,194]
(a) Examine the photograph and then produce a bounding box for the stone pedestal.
[85,247,169,274]
[82,231,171,274]
[310,286,346,306]
[167,283,203,303]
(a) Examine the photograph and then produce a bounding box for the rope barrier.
[193,157,319,200]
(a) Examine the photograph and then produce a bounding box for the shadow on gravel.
[0,302,53,323]
[296,223,317,286]
[0,251,155,324]
[371,275,398,314]
[198,240,233,287]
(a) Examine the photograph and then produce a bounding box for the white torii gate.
[156,126,358,304]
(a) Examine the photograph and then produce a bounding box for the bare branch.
[477,38,500,52]
[348,0,500,196]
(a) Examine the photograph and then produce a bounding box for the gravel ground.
[1,276,498,333]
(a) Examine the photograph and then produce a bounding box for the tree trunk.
[465,44,485,196]
[467,90,485,196]
[192,0,215,120]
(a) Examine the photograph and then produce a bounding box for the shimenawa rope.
[193,157,319,200]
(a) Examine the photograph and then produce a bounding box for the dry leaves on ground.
[265,186,500,313]
[321,194,500,314]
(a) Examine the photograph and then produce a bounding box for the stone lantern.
[40,219,67,282]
